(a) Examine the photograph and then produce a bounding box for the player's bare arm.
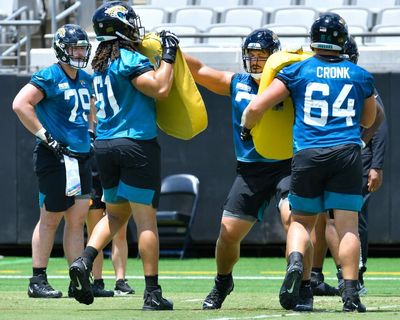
[242,78,289,129]
[184,53,233,96]
[12,83,44,134]
[360,95,377,129]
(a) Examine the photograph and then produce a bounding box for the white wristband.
[35,127,47,141]
[361,140,366,149]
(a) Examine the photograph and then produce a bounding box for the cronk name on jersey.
[316,66,350,79]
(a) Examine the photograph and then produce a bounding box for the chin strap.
[250,73,262,80]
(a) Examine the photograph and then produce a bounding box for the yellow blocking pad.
[138,33,208,140]
[251,49,313,160]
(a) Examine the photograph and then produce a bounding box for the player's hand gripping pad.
[138,32,208,140]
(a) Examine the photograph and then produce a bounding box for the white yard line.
[1,275,400,280]
[210,314,301,320]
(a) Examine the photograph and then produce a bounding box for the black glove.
[89,129,96,148]
[43,131,68,160]
[159,30,180,64]
[240,126,252,141]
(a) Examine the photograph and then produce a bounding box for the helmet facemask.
[57,42,91,69]
[242,48,269,79]
[53,24,92,69]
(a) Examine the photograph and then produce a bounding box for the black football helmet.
[342,35,359,64]
[92,1,144,43]
[310,12,348,51]
[53,24,91,69]
[242,28,281,78]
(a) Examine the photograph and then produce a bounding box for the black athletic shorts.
[94,138,161,207]
[289,144,363,213]
[33,143,92,212]
[223,159,291,221]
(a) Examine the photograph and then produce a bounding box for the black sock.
[145,275,158,291]
[301,279,311,288]
[288,251,303,265]
[344,279,359,290]
[343,279,359,298]
[312,267,323,274]
[33,267,46,277]
[82,246,98,264]
[216,272,232,282]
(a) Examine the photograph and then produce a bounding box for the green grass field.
[1,256,400,319]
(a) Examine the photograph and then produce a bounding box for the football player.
[185,29,299,310]
[242,13,381,312]
[13,24,93,299]
[68,1,178,310]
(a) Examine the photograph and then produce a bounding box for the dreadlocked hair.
[91,40,138,73]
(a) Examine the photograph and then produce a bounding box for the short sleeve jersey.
[230,73,277,162]
[93,48,156,140]
[277,55,374,153]
[30,63,93,153]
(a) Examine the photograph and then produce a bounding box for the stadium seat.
[171,7,216,32]
[133,6,168,32]
[151,24,201,46]
[194,0,244,13]
[299,0,351,12]
[351,0,399,14]
[195,0,243,5]
[203,24,252,47]
[149,0,192,5]
[376,7,400,26]
[263,24,309,50]
[347,25,368,44]
[329,7,373,31]
[248,0,296,10]
[270,7,319,29]
[156,174,200,259]
[147,0,193,13]
[220,7,266,30]
[366,25,400,44]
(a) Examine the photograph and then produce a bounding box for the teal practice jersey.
[93,48,157,141]
[277,55,374,153]
[31,63,93,153]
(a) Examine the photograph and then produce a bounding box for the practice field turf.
[0,256,399,320]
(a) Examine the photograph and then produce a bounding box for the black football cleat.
[92,279,114,297]
[142,285,173,311]
[343,296,366,312]
[293,285,313,312]
[28,274,62,298]
[279,261,303,310]
[69,257,94,305]
[311,271,340,296]
[203,277,234,310]
[114,278,135,295]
